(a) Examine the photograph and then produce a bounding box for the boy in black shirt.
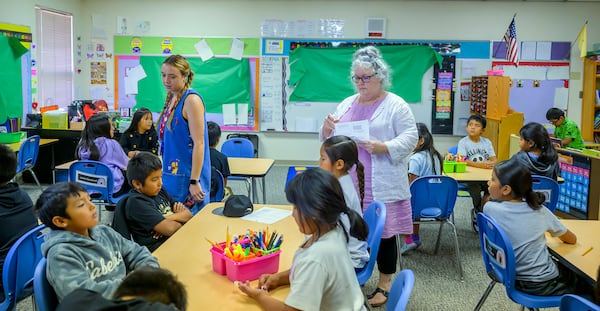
[207,121,230,198]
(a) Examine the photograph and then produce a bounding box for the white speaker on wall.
[366,18,386,39]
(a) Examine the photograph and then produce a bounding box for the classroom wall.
[6,0,600,161]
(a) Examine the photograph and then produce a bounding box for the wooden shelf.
[582,58,600,141]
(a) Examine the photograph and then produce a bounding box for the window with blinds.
[35,7,73,108]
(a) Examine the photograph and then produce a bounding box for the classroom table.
[153,203,301,310]
[444,166,492,182]
[546,219,599,284]
[228,157,275,204]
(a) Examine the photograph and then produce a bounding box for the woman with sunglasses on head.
[320,45,418,307]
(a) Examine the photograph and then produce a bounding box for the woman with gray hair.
[320,45,418,307]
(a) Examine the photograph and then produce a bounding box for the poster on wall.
[91,61,107,84]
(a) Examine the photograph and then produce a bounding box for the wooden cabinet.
[470,75,511,119]
[581,56,600,143]
[471,75,523,161]
[482,112,524,161]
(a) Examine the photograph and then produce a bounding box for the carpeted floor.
[18,165,559,310]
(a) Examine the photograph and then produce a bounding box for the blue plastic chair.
[221,138,255,158]
[355,201,386,286]
[531,175,559,212]
[474,213,562,310]
[408,175,463,280]
[560,294,600,311]
[386,269,415,311]
[0,224,46,311]
[220,138,254,197]
[33,258,58,311]
[16,135,43,192]
[284,166,317,189]
[69,160,127,221]
[210,169,225,203]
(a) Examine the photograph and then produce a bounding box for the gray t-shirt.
[286,227,366,311]
[483,200,567,282]
[457,136,496,162]
[409,150,442,177]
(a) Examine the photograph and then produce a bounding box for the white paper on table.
[334,120,370,142]
[237,103,248,124]
[222,104,237,125]
[229,38,244,60]
[241,207,292,225]
[194,39,214,61]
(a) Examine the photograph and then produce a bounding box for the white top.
[339,174,369,268]
[286,227,366,311]
[321,93,418,202]
[484,200,567,282]
[457,136,496,162]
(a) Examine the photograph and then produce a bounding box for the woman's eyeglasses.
[352,74,375,83]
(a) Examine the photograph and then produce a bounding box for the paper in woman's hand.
[334,120,370,142]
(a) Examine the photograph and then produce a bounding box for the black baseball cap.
[212,195,254,217]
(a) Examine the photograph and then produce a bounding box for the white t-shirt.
[339,174,369,269]
[285,227,366,311]
[483,200,567,282]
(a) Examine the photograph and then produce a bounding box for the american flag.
[503,18,518,64]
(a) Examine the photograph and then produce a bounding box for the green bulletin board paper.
[114,36,260,56]
[0,36,24,121]
[135,56,250,113]
[289,45,442,103]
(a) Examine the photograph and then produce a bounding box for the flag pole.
[492,13,517,59]
[564,20,588,59]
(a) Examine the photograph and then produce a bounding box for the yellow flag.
[577,23,587,58]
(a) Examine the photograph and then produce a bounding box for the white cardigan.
[320,92,418,202]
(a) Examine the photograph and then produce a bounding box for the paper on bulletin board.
[553,87,568,110]
[536,42,552,60]
[237,104,248,124]
[520,42,537,61]
[547,66,569,80]
[194,39,214,61]
[259,57,284,131]
[222,104,236,125]
[229,38,244,60]
[124,64,146,94]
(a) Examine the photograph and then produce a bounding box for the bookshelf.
[581,56,600,143]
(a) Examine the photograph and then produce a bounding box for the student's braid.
[355,161,365,208]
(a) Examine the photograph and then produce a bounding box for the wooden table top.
[6,138,59,152]
[444,166,492,182]
[228,157,275,177]
[153,203,300,310]
[546,219,599,282]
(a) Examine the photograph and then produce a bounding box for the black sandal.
[367,287,389,300]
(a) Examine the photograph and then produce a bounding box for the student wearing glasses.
[320,45,418,307]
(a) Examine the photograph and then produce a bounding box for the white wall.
[4,0,600,161]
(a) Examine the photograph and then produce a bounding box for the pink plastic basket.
[210,245,227,275]
[223,250,281,282]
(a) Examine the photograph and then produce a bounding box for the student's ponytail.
[355,161,365,208]
[344,208,369,241]
[524,188,546,210]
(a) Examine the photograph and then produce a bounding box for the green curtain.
[289,45,442,103]
[0,36,26,122]
[136,57,251,114]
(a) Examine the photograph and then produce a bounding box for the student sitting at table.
[37,182,159,301]
[76,113,131,197]
[119,107,159,158]
[483,158,585,296]
[403,123,443,254]
[458,114,497,230]
[511,122,560,180]
[319,135,369,269]
[237,168,367,310]
[207,121,230,199]
[546,107,584,150]
[0,144,38,302]
[123,152,192,252]
[57,267,187,311]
